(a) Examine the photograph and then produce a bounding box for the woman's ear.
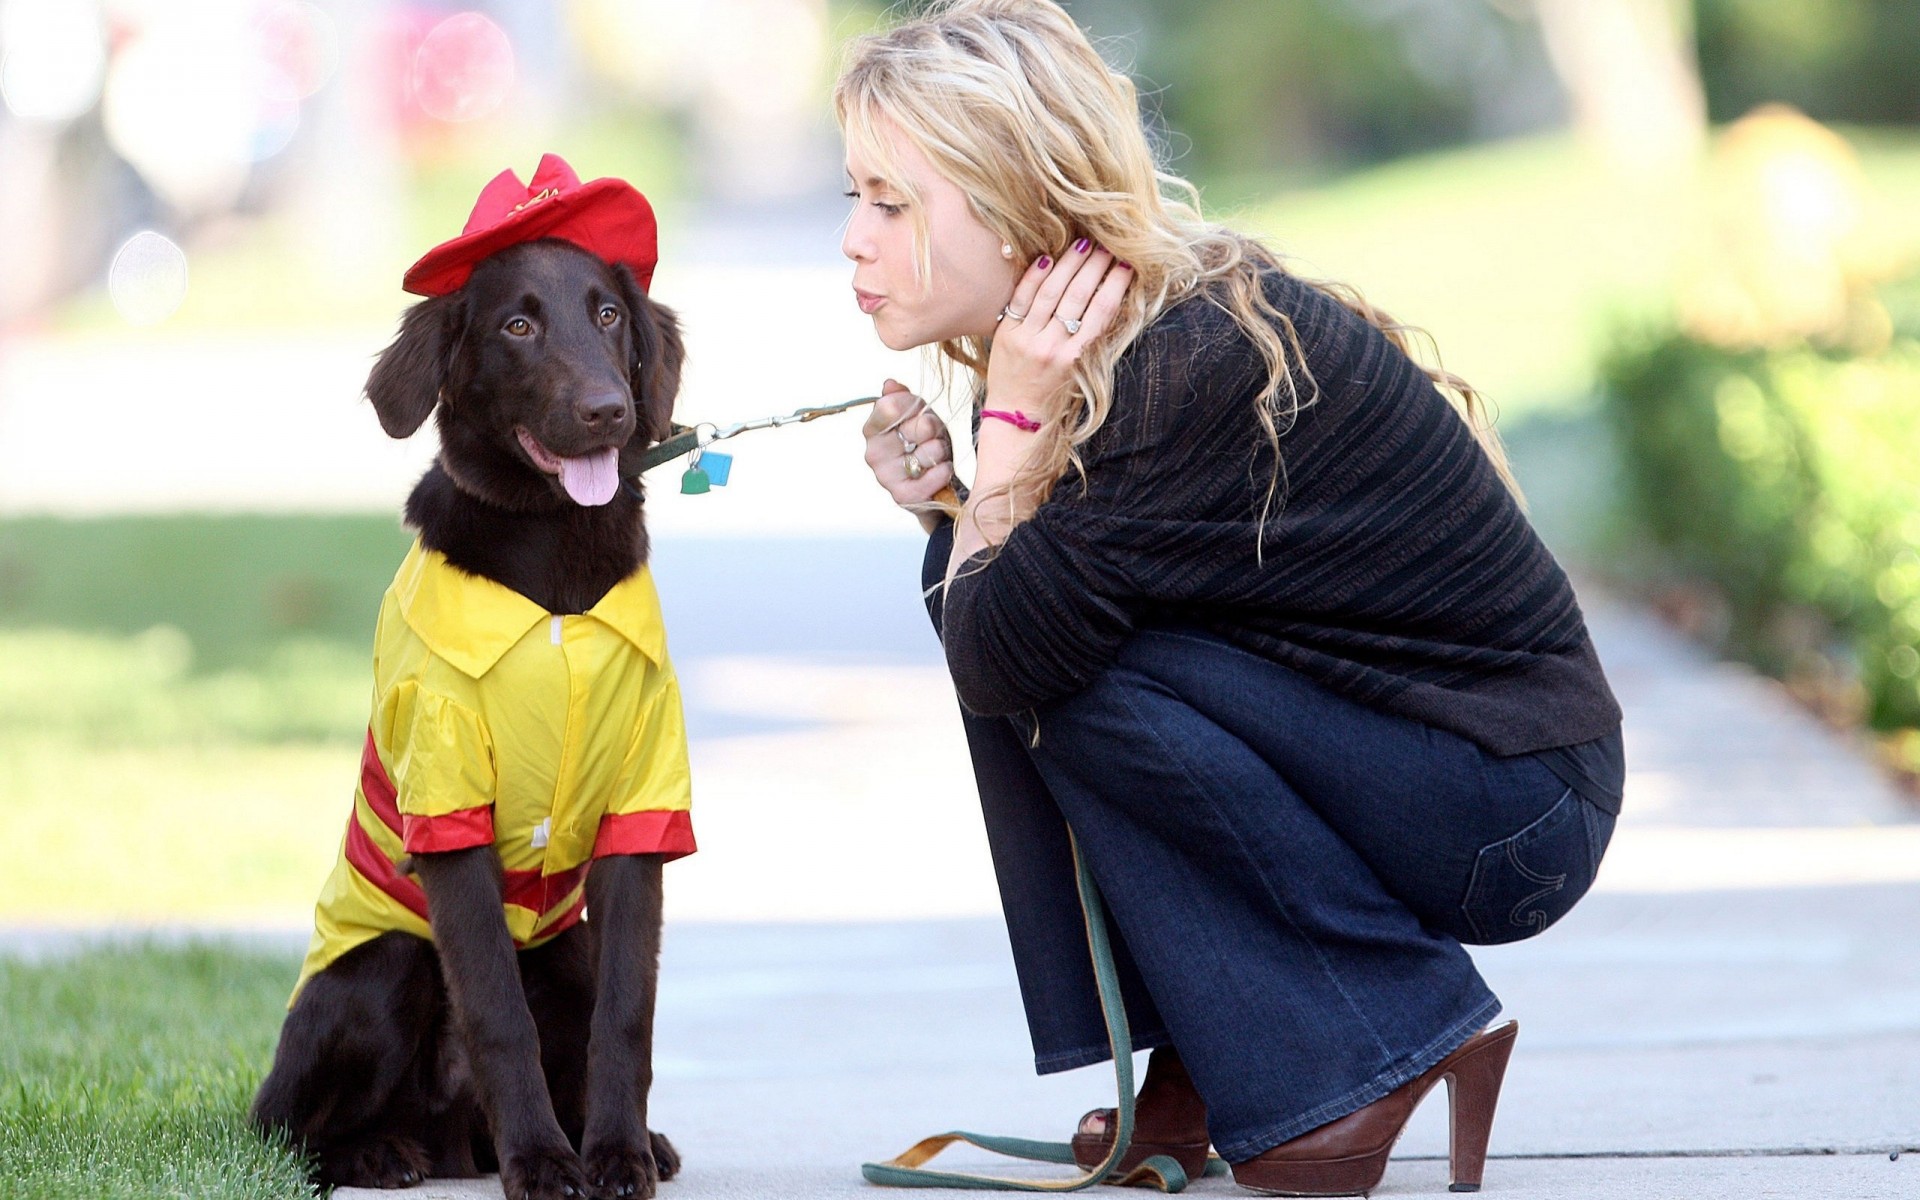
[618,265,684,445]
[365,293,463,438]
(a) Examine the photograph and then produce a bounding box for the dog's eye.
[598,305,621,328]
[504,317,534,337]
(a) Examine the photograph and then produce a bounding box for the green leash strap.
[861,831,1222,1193]
[634,422,701,474]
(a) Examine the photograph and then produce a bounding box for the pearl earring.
[1001,242,1014,259]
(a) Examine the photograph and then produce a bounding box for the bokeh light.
[411,11,515,123]
[102,13,302,214]
[107,230,189,327]
[0,0,106,123]
[253,0,340,99]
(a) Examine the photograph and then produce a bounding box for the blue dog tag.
[701,451,732,486]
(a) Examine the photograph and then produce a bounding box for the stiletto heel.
[1442,1020,1517,1192]
[1230,1020,1519,1197]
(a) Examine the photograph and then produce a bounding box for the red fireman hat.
[401,153,659,297]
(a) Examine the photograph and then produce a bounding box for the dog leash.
[630,396,963,519]
[861,831,1226,1193]
[630,395,885,494]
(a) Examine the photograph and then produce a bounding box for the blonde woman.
[842,2,1621,1194]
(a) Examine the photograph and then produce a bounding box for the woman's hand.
[941,240,1133,578]
[861,378,955,532]
[985,239,1133,423]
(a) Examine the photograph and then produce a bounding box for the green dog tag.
[680,466,710,494]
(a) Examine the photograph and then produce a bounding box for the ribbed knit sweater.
[929,268,1621,757]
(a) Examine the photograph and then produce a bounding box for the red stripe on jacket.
[595,809,696,860]
[361,728,496,853]
[360,729,402,833]
[348,730,682,944]
[343,811,431,923]
[344,813,585,940]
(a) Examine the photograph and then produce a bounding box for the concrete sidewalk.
[320,587,1919,1199]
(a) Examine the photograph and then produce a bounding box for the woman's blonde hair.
[833,0,1520,540]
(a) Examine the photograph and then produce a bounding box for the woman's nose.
[842,213,873,263]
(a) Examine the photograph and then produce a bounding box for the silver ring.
[1057,315,1082,335]
[999,305,1027,323]
[904,454,924,480]
[896,430,918,454]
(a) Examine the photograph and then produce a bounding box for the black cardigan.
[927,268,1621,758]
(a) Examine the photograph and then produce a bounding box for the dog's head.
[365,238,683,510]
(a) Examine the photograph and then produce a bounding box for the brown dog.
[252,237,688,1200]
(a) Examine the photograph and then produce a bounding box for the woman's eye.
[599,305,620,327]
[845,190,903,217]
[505,317,533,337]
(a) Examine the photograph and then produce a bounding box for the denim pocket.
[1460,787,1605,945]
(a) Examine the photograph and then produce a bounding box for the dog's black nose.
[575,390,630,429]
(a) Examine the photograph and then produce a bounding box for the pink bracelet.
[980,408,1042,432]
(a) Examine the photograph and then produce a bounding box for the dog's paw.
[501,1143,591,1200]
[584,1140,662,1199]
[318,1132,431,1189]
[649,1130,680,1182]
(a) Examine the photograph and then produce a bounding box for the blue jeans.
[949,626,1618,1161]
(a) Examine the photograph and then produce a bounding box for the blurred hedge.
[1601,281,1920,770]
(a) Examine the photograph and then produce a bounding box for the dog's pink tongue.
[558,448,620,506]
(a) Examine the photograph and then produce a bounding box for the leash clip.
[680,423,732,494]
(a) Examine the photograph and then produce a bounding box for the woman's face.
[842,122,1021,351]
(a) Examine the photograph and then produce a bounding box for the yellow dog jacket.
[292,541,695,1003]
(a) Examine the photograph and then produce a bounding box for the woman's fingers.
[1074,259,1133,342]
[909,435,949,467]
[900,407,947,449]
[1053,248,1115,326]
[902,461,954,505]
[863,378,921,437]
[859,377,955,512]
[885,452,953,501]
[1003,253,1053,322]
[1026,238,1103,325]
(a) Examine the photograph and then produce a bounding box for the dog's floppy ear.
[366,294,463,438]
[616,265,683,446]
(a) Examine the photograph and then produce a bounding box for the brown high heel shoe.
[1070,1045,1214,1181]
[1230,1020,1518,1197]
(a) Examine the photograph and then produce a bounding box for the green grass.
[0,516,410,924]
[0,726,355,922]
[0,514,411,671]
[0,944,311,1200]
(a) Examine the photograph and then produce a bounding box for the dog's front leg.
[416,847,588,1200]
[581,853,676,1199]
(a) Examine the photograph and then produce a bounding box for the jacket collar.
[394,541,667,678]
